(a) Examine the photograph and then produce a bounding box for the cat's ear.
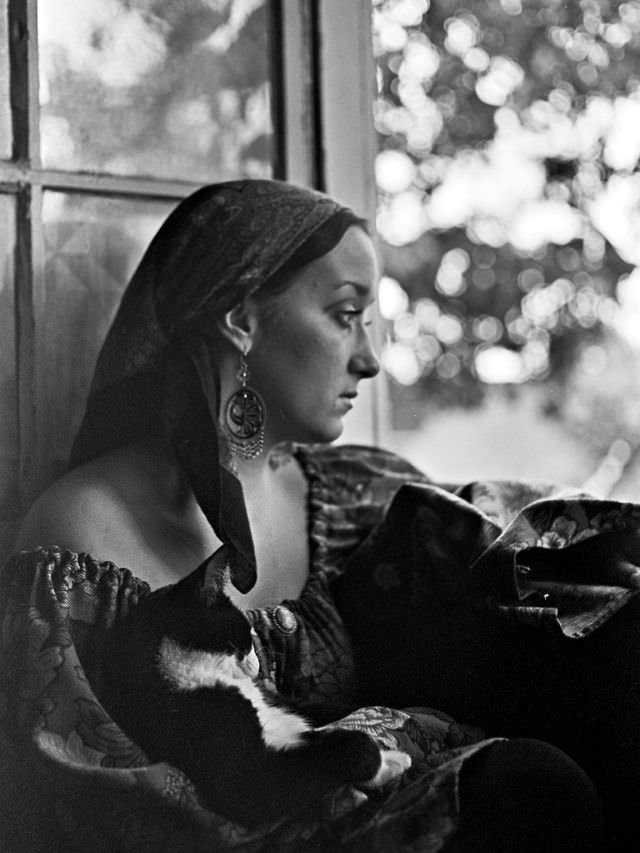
[202,546,232,593]
[170,547,230,603]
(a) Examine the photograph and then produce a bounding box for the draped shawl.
[69,180,359,592]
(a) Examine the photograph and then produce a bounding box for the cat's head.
[156,548,255,664]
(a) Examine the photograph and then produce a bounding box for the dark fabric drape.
[3,445,640,850]
[69,180,360,592]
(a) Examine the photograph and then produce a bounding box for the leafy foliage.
[39,0,272,181]
[374,0,640,449]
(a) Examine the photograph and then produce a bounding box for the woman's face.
[247,226,380,446]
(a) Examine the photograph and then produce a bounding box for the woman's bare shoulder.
[14,456,137,557]
[13,440,220,585]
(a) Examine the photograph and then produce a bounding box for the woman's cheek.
[286,326,331,366]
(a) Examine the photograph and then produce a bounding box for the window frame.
[317,0,381,446]
[2,0,380,525]
[3,0,347,507]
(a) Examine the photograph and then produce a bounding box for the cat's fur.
[102,551,410,826]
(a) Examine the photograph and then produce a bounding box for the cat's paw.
[360,749,412,789]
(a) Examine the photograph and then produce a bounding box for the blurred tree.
[373,0,640,451]
[39,0,273,181]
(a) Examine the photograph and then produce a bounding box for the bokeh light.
[372,0,640,481]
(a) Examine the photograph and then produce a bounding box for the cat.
[101,549,411,827]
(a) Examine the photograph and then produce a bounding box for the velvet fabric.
[3,444,639,851]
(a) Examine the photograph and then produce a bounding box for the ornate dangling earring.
[223,349,265,460]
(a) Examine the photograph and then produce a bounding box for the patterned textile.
[2,444,640,852]
[335,477,640,643]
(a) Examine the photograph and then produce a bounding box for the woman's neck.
[226,441,295,485]
[224,441,310,609]
[117,432,202,520]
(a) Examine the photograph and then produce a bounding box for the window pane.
[39,0,274,181]
[0,194,16,557]
[0,1,11,158]
[373,0,640,497]
[40,191,175,478]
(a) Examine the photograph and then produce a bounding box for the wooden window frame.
[2,0,380,524]
[3,0,332,510]
[317,0,382,446]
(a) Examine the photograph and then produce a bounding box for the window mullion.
[279,0,318,187]
[0,161,202,199]
[9,0,38,165]
[317,0,382,445]
[14,184,39,504]
[9,0,38,507]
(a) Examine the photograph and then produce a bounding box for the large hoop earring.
[223,351,265,460]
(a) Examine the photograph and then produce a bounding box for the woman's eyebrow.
[334,280,374,296]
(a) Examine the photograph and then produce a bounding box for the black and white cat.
[102,551,410,826]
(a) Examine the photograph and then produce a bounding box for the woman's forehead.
[252,226,378,316]
[306,228,378,285]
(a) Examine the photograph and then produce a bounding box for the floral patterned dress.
[1,444,639,853]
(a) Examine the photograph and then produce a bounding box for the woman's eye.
[337,310,358,327]
[336,307,364,328]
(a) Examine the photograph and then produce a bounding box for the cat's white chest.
[157,637,310,750]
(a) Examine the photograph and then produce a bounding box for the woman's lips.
[337,395,355,412]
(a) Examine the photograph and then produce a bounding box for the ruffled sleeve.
[0,547,291,852]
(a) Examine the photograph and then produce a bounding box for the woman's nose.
[351,329,380,379]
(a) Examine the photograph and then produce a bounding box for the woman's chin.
[321,424,344,444]
[292,419,344,446]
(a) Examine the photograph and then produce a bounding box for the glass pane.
[0,194,17,558]
[373,0,640,498]
[38,0,274,181]
[40,191,175,477]
[0,1,11,158]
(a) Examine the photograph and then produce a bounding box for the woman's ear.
[217,300,259,352]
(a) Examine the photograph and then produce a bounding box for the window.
[372,0,640,497]
[0,0,333,555]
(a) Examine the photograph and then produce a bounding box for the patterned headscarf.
[70,179,362,591]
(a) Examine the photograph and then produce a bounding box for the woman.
[2,179,639,852]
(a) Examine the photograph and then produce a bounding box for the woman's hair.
[69,180,369,593]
